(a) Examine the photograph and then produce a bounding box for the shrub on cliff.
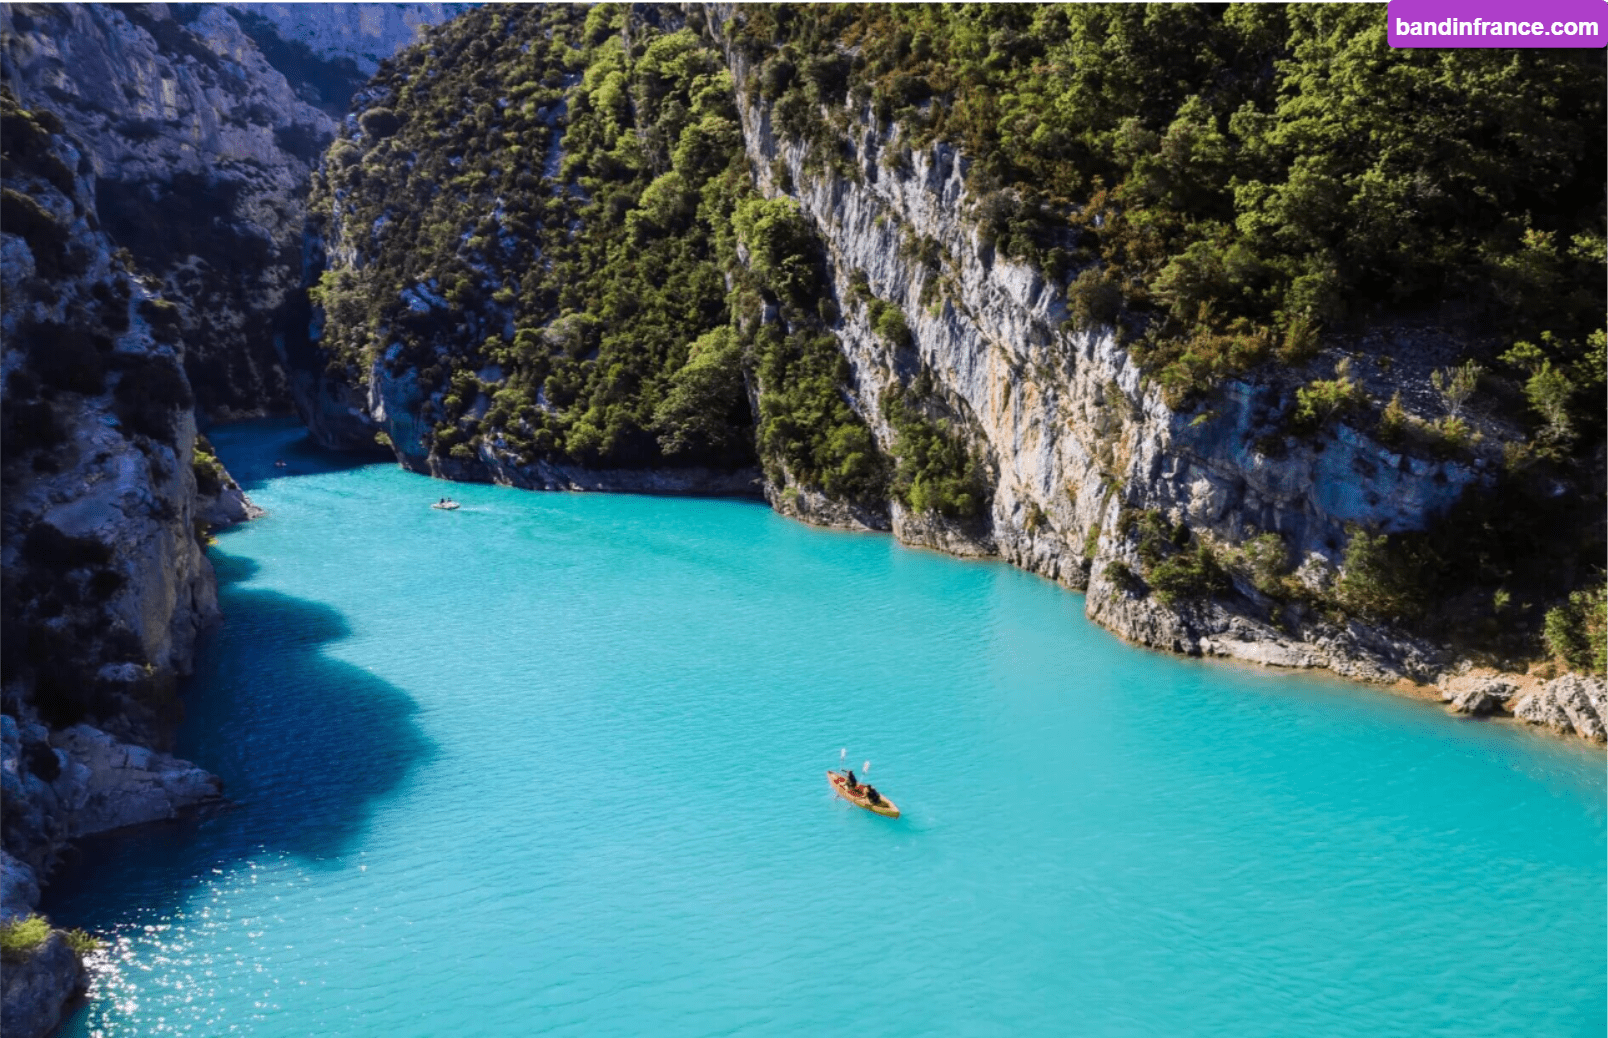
[1289,359,1365,433]
[883,383,988,519]
[309,10,762,473]
[734,197,824,307]
[1147,541,1229,607]
[1067,268,1123,333]
[64,929,100,956]
[868,299,913,350]
[0,916,51,963]
[1238,531,1293,598]
[357,107,401,139]
[1334,527,1428,621]
[1544,584,1607,675]
[192,439,226,495]
[754,325,887,503]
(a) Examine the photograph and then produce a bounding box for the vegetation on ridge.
[727,3,1604,664]
[304,4,1605,672]
[312,7,752,469]
[734,5,1604,420]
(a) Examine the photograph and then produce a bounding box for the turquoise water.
[46,418,1605,1037]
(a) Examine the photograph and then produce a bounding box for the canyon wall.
[301,6,1602,737]
[710,11,1483,683]
[1,2,466,420]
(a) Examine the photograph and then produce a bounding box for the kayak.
[431,502,460,510]
[827,770,899,818]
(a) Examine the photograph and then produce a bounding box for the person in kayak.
[845,769,857,790]
[864,785,883,806]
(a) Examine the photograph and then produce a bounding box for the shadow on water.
[208,415,388,494]
[42,535,437,923]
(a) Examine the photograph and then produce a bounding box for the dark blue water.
[48,418,1606,1037]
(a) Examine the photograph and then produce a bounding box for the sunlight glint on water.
[45,418,1605,1038]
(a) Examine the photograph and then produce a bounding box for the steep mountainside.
[0,88,246,1036]
[0,2,466,420]
[229,2,475,113]
[306,4,1605,700]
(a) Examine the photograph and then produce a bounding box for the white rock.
[1513,674,1607,741]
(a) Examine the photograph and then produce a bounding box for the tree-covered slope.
[307,3,1604,678]
[315,7,739,471]
[718,2,1604,672]
[737,4,1604,418]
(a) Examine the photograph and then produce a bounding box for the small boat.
[827,770,899,818]
[431,500,460,510]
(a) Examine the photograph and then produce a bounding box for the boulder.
[1512,674,1607,741]
[51,725,223,838]
[1439,676,1519,717]
[0,929,84,1038]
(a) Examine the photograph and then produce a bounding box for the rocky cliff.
[0,87,241,1037]
[0,2,467,421]
[714,20,1481,684]
[230,3,475,100]
[300,5,1602,715]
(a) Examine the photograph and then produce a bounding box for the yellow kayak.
[828,770,899,818]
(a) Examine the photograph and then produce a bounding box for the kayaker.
[865,785,883,805]
[845,769,857,790]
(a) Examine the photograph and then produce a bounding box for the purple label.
[1389,0,1607,46]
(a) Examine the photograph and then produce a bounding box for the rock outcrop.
[0,673,225,1037]
[0,847,82,1038]
[229,3,474,90]
[0,88,237,1035]
[1439,676,1519,718]
[711,16,1484,684]
[1512,674,1607,742]
[0,928,85,1038]
[49,724,224,839]
[0,3,468,420]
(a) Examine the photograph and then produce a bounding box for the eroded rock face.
[229,3,475,86]
[0,3,468,420]
[1439,676,1519,717]
[0,928,85,1038]
[3,3,311,417]
[1512,674,1607,742]
[1,92,229,741]
[711,19,1480,684]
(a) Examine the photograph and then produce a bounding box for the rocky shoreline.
[772,483,1606,743]
[0,4,1600,1033]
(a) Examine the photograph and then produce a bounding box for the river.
[45,418,1605,1037]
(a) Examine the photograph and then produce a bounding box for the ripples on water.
[44,418,1605,1037]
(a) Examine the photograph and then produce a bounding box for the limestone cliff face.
[306,8,1501,685]
[0,2,466,421]
[709,16,1487,683]
[1,88,238,1033]
[1,95,222,725]
[229,3,475,85]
